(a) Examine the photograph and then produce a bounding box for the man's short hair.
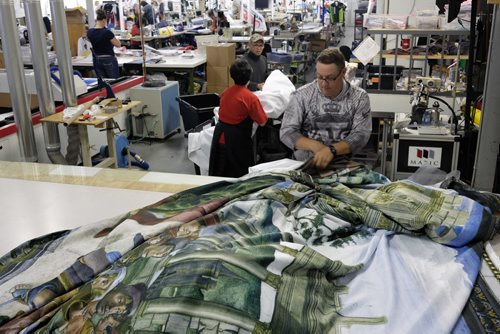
[230,59,253,85]
[316,48,346,70]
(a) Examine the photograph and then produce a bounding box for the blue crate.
[292,52,304,61]
[266,52,293,63]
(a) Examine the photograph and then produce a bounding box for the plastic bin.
[177,93,220,133]
[415,16,439,29]
[384,15,408,29]
[291,52,305,61]
[266,52,293,63]
[363,14,385,28]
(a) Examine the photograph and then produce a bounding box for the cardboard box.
[206,43,236,67]
[54,8,86,57]
[0,93,39,109]
[206,85,228,94]
[65,8,86,24]
[310,39,326,52]
[207,66,231,86]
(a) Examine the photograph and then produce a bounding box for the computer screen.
[292,13,302,22]
[255,0,270,9]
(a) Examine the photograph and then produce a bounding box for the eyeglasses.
[251,43,264,48]
[316,72,342,84]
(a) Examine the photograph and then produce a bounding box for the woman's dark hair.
[96,9,107,21]
[316,48,346,70]
[230,59,253,85]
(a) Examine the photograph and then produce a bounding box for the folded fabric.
[255,70,296,119]
[62,105,85,120]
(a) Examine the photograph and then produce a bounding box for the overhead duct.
[23,0,66,165]
[0,0,38,162]
[49,0,80,165]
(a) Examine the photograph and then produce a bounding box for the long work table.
[72,52,206,94]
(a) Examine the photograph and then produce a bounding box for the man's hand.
[313,145,334,169]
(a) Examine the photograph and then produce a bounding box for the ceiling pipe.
[49,0,77,106]
[86,0,95,28]
[49,0,80,164]
[0,0,38,162]
[23,0,67,165]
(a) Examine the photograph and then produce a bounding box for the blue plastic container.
[266,52,293,63]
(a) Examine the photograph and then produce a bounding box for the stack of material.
[206,43,235,94]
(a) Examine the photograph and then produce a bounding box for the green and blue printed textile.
[0,169,496,333]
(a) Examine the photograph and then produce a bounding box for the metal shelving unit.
[354,9,366,47]
[364,28,470,94]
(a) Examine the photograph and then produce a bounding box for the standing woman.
[87,8,122,79]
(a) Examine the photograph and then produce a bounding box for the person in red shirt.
[130,17,145,49]
[208,9,218,34]
[209,59,268,177]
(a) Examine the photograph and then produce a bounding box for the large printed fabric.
[0,169,497,333]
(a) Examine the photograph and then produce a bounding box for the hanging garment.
[330,1,346,25]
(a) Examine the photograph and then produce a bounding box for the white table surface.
[0,161,231,256]
[0,177,170,255]
[219,35,273,43]
[71,52,206,69]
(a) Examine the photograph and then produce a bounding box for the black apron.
[209,117,254,178]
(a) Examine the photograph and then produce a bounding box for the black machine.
[410,82,459,135]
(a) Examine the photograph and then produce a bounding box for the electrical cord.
[129,105,152,145]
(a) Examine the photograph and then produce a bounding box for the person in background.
[208,9,218,33]
[132,2,141,19]
[152,0,161,24]
[158,0,165,21]
[77,25,92,57]
[280,48,372,169]
[209,59,268,178]
[217,11,229,35]
[43,16,51,34]
[87,8,123,79]
[242,34,268,91]
[130,17,146,49]
[141,1,155,25]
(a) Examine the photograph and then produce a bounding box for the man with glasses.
[242,34,268,91]
[280,48,371,169]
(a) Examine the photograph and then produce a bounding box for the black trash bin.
[177,93,220,133]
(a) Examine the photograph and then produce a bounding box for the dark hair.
[96,9,107,21]
[141,1,148,6]
[316,48,346,70]
[43,16,51,34]
[339,45,352,62]
[208,9,215,17]
[230,59,253,85]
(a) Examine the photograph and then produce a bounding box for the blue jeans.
[93,55,120,79]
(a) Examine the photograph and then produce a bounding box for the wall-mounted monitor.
[255,0,270,9]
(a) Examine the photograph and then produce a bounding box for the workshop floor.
[130,28,356,175]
